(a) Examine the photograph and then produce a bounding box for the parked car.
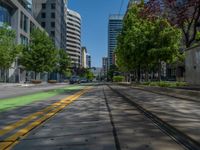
[79,78,88,83]
[69,76,80,84]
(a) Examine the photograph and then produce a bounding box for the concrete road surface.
[0,84,185,150]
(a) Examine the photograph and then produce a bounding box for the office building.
[66,9,81,67]
[32,0,67,49]
[0,0,44,82]
[81,47,87,68]
[108,15,123,67]
[86,54,91,68]
[102,57,108,76]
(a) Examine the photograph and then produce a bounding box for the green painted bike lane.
[0,85,85,112]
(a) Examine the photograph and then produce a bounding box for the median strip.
[0,86,92,150]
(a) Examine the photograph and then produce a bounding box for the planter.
[48,80,57,83]
[31,80,42,84]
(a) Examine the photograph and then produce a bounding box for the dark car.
[79,78,88,83]
[69,76,80,84]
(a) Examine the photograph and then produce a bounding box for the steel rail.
[107,84,200,150]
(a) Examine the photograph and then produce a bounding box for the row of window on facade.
[20,12,37,33]
[41,21,55,28]
[41,12,55,19]
[42,3,56,10]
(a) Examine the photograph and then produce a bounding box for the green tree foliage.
[113,76,124,82]
[116,3,182,81]
[57,49,71,77]
[107,65,119,81]
[20,28,57,79]
[0,24,21,82]
[76,68,94,80]
[85,69,94,80]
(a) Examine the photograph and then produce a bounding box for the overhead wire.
[119,0,125,15]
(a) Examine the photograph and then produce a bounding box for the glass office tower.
[108,15,123,67]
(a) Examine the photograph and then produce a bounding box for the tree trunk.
[145,68,149,82]
[158,61,161,81]
[4,69,7,83]
[144,65,149,82]
[34,71,37,80]
[137,65,141,83]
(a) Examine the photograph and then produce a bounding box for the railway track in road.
[119,84,199,102]
[106,85,200,150]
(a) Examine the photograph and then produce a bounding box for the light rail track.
[106,84,200,150]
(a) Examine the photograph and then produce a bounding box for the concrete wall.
[185,45,200,85]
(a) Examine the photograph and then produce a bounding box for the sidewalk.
[117,82,200,102]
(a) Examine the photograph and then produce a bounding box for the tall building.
[86,54,91,68]
[32,0,67,49]
[108,15,123,67]
[81,47,87,68]
[0,0,44,82]
[102,57,108,76]
[66,9,81,68]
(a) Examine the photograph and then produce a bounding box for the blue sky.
[68,0,129,67]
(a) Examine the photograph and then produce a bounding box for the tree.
[116,3,154,82]
[20,28,57,80]
[107,65,119,81]
[0,24,20,82]
[57,49,71,80]
[116,2,182,81]
[148,18,182,80]
[145,0,200,48]
[75,67,94,80]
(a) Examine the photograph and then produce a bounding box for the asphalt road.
[0,84,188,150]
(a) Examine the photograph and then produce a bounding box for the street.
[1,84,199,150]
[1,0,200,149]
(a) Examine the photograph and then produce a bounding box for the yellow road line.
[0,89,85,137]
[0,87,91,150]
[0,97,70,137]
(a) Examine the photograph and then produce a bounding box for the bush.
[158,82,170,87]
[142,81,188,87]
[48,80,57,83]
[31,80,42,84]
[175,82,188,87]
[149,82,158,86]
[113,76,124,82]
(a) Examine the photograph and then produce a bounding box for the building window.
[30,21,35,33]
[51,12,55,18]
[0,5,11,25]
[51,22,55,28]
[51,3,56,9]
[41,12,46,18]
[20,34,28,45]
[20,12,28,33]
[42,3,46,9]
[50,31,55,37]
[20,12,23,29]
[41,22,46,28]
[24,15,28,32]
